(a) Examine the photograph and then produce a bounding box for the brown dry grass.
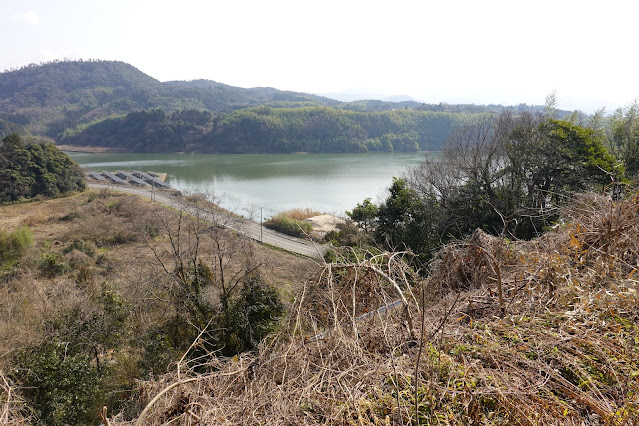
[0,188,317,423]
[111,192,639,425]
[278,208,325,221]
[0,195,80,230]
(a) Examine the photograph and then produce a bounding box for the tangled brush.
[109,193,639,425]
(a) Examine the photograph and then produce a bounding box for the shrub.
[38,252,67,277]
[324,221,372,247]
[264,214,313,238]
[103,230,138,246]
[13,342,103,426]
[62,238,96,258]
[220,274,285,356]
[138,327,181,377]
[0,226,33,263]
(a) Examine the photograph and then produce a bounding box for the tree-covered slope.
[0,60,337,140]
[59,106,480,153]
[0,60,564,153]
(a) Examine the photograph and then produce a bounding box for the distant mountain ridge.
[0,60,340,139]
[0,60,571,153]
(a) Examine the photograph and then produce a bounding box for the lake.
[66,152,431,218]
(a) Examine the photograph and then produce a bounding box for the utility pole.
[260,207,263,243]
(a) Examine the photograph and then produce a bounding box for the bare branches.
[119,192,639,425]
[0,370,30,425]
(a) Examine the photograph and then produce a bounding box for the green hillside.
[59,106,478,153]
[0,60,566,153]
[0,60,336,141]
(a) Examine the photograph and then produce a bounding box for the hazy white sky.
[1,0,637,112]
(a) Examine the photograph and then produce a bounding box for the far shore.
[58,145,436,156]
[56,144,133,153]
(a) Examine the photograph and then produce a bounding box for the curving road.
[88,183,326,259]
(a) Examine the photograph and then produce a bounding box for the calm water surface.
[67,152,431,218]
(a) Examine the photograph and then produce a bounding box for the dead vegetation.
[0,369,32,425]
[0,189,315,424]
[109,191,639,425]
[279,208,326,221]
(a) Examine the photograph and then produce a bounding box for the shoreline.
[56,144,133,153]
[58,144,437,156]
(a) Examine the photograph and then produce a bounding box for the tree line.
[341,102,639,262]
[59,106,481,153]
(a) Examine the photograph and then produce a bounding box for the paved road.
[88,183,326,259]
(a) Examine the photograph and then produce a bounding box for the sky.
[1,0,638,113]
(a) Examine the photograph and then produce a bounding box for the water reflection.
[68,152,430,217]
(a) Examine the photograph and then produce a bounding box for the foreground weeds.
[102,192,639,424]
[0,190,313,425]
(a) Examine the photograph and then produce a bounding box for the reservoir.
[67,152,430,218]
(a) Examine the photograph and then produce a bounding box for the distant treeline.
[0,60,573,153]
[60,106,482,153]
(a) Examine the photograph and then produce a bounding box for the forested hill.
[59,107,472,153]
[0,60,338,140]
[0,60,569,153]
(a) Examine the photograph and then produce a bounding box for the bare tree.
[406,109,616,241]
[142,191,274,359]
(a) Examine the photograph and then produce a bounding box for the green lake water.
[66,152,432,218]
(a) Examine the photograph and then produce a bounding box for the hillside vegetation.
[3,183,639,424]
[3,60,639,424]
[0,60,567,153]
[0,189,314,424]
[1,108,639,424]
[58,106,476,153]
[0,133,85,203]
[0,60,337,140]
[339,105,639,266]
[105,191,639,425]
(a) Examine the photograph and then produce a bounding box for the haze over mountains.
[0,60,569,153]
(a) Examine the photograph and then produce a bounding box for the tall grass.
[278,208,323,221]
[264,208,324,238]
[117,192,639,425]
[0,226,33,263]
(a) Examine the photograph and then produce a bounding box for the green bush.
[220,274,285,356]
[13,342,103,426]
[0,226,33,263]
[38,252,67,277]
[264,214,313,238]
[0,133,86,203]
[62,238,96,257]
[138,326,182,377]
